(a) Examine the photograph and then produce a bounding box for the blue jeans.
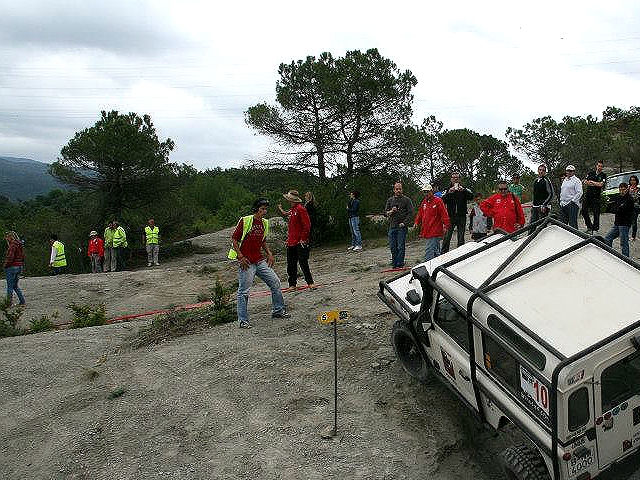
[349,216,362,247]
[388,226,408,268]
[561,202,579,229]
[424,237,441,262]
[237,260,285,325]
[605,225,630,257]
[5,266,26,304]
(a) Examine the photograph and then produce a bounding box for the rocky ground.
[2,212,640,479]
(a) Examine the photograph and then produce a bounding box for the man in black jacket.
[604,182,634,257]
[530,164,554,223]
[441,172,473,253]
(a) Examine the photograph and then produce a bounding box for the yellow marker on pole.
[317,310,349,325]
[318,309,349,439]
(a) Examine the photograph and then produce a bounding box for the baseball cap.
[421,183,433,191]
[566,165,576,171]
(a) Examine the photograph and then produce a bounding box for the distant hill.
[0,156,68,201]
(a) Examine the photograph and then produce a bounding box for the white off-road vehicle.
[378,216,640,480]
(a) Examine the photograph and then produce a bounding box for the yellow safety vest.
[52,241,67,267]
[112,226,127,248]
[104,227,115,247]
[145,226,159,244]
[228,215,269,260]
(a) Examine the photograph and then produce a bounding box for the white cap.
[421,183,433,191]
[566,164,576,171]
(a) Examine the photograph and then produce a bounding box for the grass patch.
[0,298,25,337]
[108,387,127,399]
[68,303,107,329]
[132,279,236,347]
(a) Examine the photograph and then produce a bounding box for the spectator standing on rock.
[582,160,606,234]
[441,172,473,253]
[384,182,414,268]
[279,190,315,289]
[481,181,525,234]
[413,184,449,261]
[230,198,289,329]
[3,231,26,306]
[604,182,634,257]
[144,218,160,267]
[347,191,362,251]
[48,233,67,275]
[560,165,583,229]
[530,164,554,224]
[103,221,115,272]
[87,230,104,273]
[112,221,128,271]
[468,193,492,240]
[508,174,524,202]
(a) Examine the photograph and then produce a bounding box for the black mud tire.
[502,443,551,480]
[391,320,431,384]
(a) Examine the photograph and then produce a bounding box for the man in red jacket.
[480,181,525,234]
[280,190,315,289]
[87,230,105,273]
[413,183,450,261]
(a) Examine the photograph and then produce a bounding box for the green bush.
[29,313,57,333]
[0,297,24,337]
[68,303,106,329]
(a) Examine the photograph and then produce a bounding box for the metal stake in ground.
[317,309,349,439]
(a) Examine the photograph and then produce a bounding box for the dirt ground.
[2,212,640,479]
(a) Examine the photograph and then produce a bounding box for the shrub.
[68,303,106,329]
[29,313,57,333]
[0,298,24,337]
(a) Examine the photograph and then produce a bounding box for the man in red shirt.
[231,198,289,329]
[280,190,314,289]
[87,230,105,273]
[480,181,526,234]
[413,183,450,261]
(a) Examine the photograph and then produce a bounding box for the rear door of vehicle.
[593,348,640,468]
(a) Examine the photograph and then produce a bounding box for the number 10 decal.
[520,365,550,415]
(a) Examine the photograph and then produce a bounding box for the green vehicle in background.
[602,170,640,213]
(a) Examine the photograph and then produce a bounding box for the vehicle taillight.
[596,416,603,425]
[624,439,632,451]
[562,452,571,461]
[604,411,612,420]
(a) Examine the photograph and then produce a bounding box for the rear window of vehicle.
[601,353,640,412]
[568,387,590,431]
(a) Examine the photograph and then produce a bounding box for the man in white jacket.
[559,165,583,229]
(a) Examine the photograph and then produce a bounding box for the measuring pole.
[318,309,349,439]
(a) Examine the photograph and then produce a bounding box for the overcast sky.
[2,0,640,171]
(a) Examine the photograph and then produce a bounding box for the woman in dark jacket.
[3,231,26,306]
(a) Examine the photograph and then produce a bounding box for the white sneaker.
[154,262,160,266]
[347,246,355,251]
[147,263,152,267]
[353,245,363,251]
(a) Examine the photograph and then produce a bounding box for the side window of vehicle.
[568,387,590,431]
[483,334,519,389]
[601,353,640,412]
[433,294,469,352]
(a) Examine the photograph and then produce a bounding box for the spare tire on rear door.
[391,320,431,384]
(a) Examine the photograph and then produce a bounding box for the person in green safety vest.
[103,221,116,272]
[48,233,67,275]
[143,218,160,267]
[230,198,289,329]
[111,220,128,271]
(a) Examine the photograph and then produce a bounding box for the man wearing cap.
[230,198,289,329]
[87,230,104,273]
[413,183,450,261]
[582,160,607,234]
[481,180,526,234]
[279,190,315,289]
[530,164,554,223]
[384,182,414,268]
[560,165,583,229]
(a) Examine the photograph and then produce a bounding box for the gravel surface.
[2,212,640,479]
